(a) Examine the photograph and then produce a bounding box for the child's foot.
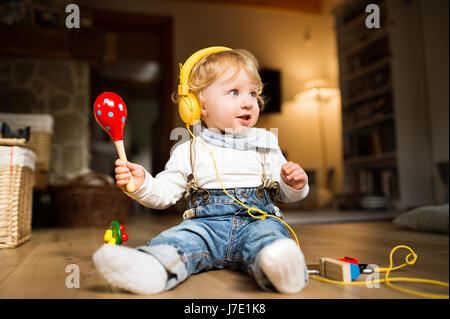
[93,244,168,295]
[259,238,308,294]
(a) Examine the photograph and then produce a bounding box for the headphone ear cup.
[179,93,201,126]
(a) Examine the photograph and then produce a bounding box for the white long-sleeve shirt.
[127,130,309,210]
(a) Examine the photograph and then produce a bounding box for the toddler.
[93,47,310,295]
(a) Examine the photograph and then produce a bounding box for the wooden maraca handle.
[114,140,136,193]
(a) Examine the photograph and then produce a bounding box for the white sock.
[93,244,168,295]
[259,238,307,294]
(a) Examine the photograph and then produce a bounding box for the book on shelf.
[352,168,398,199]
[346,65,391,102]
[345,119,396,159]
[345,35,390,75]
[370,130,382,154]
[343,92,393,123]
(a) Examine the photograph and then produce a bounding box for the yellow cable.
[185,125,449,299]
[382,245,448,299]
[311,245,449,299]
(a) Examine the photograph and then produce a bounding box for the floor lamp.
[301,79,336,191]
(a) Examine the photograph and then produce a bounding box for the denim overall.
[137,138,308,291]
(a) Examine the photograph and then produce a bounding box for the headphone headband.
[178,46,232,96]
[178,46,232,126]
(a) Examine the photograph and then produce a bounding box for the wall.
[420,0,449,203]
[78,0,344,192]
[0,58,90,184]
[387,0,449,208]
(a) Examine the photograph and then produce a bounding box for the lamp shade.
[300,78,336,102]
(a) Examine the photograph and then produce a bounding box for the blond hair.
[174,49,266,111]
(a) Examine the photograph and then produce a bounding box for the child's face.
[200,68,260,134]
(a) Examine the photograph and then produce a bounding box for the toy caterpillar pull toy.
[93,92,135,193]
[104,221,129,245]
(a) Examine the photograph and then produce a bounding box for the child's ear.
[198,93,208,117]
[201,105,208,117]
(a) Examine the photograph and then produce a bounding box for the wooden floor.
[0,212,448,299]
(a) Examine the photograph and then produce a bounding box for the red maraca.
[93,92,135,192]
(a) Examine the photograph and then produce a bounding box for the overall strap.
[184,137,199,200]
[183,137,209,219]
[259,149,281,202]
[190,135,196,175]
[260,150,268,184]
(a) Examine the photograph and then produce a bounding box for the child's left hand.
[281,162,307,190]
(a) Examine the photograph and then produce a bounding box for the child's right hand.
[114,159,145,192]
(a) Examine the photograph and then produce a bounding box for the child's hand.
[114,159,145,192]
[280,161,307,190]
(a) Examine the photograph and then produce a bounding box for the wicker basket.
[0,113,53,189]
[0,145,36,249]
[28,131,52,172]
[51,172,132,227]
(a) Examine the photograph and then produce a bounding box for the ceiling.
[169,0,323,15]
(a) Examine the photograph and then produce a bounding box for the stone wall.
[0,58,90,183]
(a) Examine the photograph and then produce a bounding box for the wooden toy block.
[319,257,352,282]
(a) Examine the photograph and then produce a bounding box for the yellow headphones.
[178,46,232,126]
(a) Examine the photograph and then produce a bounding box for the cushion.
[394,204,449,234]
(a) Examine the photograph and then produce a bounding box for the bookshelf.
[334,0,398,209]
[333,0,435,210]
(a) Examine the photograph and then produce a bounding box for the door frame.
[92,9,174,174]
